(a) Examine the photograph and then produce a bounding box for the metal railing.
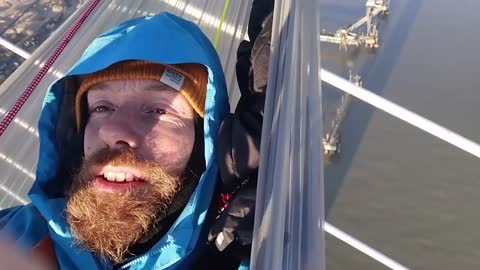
[325,222,408,270]
[0,37,30,60]
[320,69,480,270]
[321,69,480,159]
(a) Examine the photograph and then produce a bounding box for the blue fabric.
[0,12,229,269]
[238,259,250,270]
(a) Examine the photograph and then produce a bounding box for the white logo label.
[160,68,185,91]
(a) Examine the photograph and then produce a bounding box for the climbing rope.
[0,0,102,137]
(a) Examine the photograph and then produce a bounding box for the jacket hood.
[28,12,229,269]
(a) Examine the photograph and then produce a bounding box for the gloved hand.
[208,0,272,262]
[235,11,273,96]
[250,13,272,94]
[208,182,256,259]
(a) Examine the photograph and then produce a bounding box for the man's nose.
[98,114,140,150]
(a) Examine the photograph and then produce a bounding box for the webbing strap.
[214,0,231,48]
[0,0,102,137]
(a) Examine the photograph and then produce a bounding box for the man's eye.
[150,108,167,115]
[91,105,111,113]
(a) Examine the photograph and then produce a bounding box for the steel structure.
[323,71,362,157]
[320,0,389,50]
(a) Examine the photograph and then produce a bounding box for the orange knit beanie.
[75,60,208,130]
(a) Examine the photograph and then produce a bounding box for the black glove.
[207,0,272,262]
[250,12,272,94]
[236,6,273,96]
[208,181,256,259]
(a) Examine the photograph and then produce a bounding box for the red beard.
[66,148,181,263]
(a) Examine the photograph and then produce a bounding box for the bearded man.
[0,6,274,269]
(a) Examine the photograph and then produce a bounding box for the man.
[0,9,273,269]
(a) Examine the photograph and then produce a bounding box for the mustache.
[85,148,148,170]
[80,148,177,181]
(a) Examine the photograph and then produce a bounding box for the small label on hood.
[160,68,185,91]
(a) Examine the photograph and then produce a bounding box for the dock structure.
[322,0,389,157]
[323,72,362,157]
[320,0,389,50]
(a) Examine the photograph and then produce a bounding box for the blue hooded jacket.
[0,12,230,269]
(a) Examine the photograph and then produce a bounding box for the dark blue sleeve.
[0,204,49,249]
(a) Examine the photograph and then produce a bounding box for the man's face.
[84,79,196,178]
[67,79,196,262]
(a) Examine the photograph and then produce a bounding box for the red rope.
[0,0,102,137]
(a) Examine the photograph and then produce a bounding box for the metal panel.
[250,0,326,269]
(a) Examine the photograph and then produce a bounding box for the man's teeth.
[115,173,125,182]
[105,172,115,181]
[125,173,134,182]
[103,172,138,182]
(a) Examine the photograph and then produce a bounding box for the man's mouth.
[101,171,142,182]
[94,166,147,191]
